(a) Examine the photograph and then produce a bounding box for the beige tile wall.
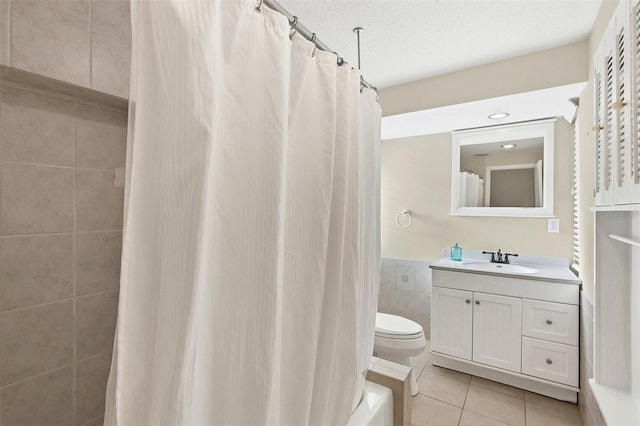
[0,0,131,99]
[0,82,126,426]
[379,257,431,338]
[0,1,10,66]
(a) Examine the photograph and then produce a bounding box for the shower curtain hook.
[289,16,298,40]
[255,0,263,13]
[311,33,317,57]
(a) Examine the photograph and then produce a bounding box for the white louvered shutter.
[630,0,640,202]
[613,1,633,204]
[594,38,607,206]
[604,26,618,206]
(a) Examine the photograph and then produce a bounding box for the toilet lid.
[375,313,423,339]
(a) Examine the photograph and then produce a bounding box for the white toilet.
[373,313,426,396]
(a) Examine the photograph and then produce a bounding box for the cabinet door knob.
[546,358,553,365]
[465,299,471,304]
[612,100,626,111]
[475,300,480,305]
[546,319,553,325]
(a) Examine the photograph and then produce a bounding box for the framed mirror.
[451,119,555,217]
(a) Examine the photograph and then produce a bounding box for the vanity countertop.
[430,250,581,285]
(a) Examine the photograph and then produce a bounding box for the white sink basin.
[463,262,538,274]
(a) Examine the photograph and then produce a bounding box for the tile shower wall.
[0,83,126,425]
[0,0,131,99]
[379,257,432,338]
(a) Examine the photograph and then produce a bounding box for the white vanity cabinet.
[432,289,523,373]
[430,265,580,402]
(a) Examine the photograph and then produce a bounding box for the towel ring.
[396,210,412,228]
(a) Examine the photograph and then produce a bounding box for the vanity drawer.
[522,337,578,387]
[522,299,578,345]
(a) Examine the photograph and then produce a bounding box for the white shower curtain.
[104,1,381,424]
[459,171,484,207]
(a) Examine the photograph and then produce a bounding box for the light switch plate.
[548,218,560,233]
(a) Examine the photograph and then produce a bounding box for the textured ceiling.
[277,0,602,88]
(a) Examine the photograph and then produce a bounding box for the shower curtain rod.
[262,0,379,98]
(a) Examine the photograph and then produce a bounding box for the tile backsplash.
[379,257,432,338]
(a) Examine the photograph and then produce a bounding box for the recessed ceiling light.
[501,144,516,149]
[489,112,509,119]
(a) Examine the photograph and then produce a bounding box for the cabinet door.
[431,287,473,360]
[522,299,579,346]
[522,337,579,387]
[472,292,522,373]
[613,0,634,205]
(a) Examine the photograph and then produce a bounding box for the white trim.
[451,119,555,217]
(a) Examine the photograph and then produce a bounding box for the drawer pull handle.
[465,299,471,304]
[475,300,480,305]
[546,358,553,365]
[546,319,553,325]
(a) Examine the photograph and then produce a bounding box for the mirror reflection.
[451,119,554,217]
[459,137,544,208]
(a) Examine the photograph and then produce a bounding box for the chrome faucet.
[482,249,519,264]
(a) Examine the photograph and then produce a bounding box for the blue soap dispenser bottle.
[451,243,462,261]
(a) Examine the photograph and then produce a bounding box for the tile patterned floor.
[409,342,583,426]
